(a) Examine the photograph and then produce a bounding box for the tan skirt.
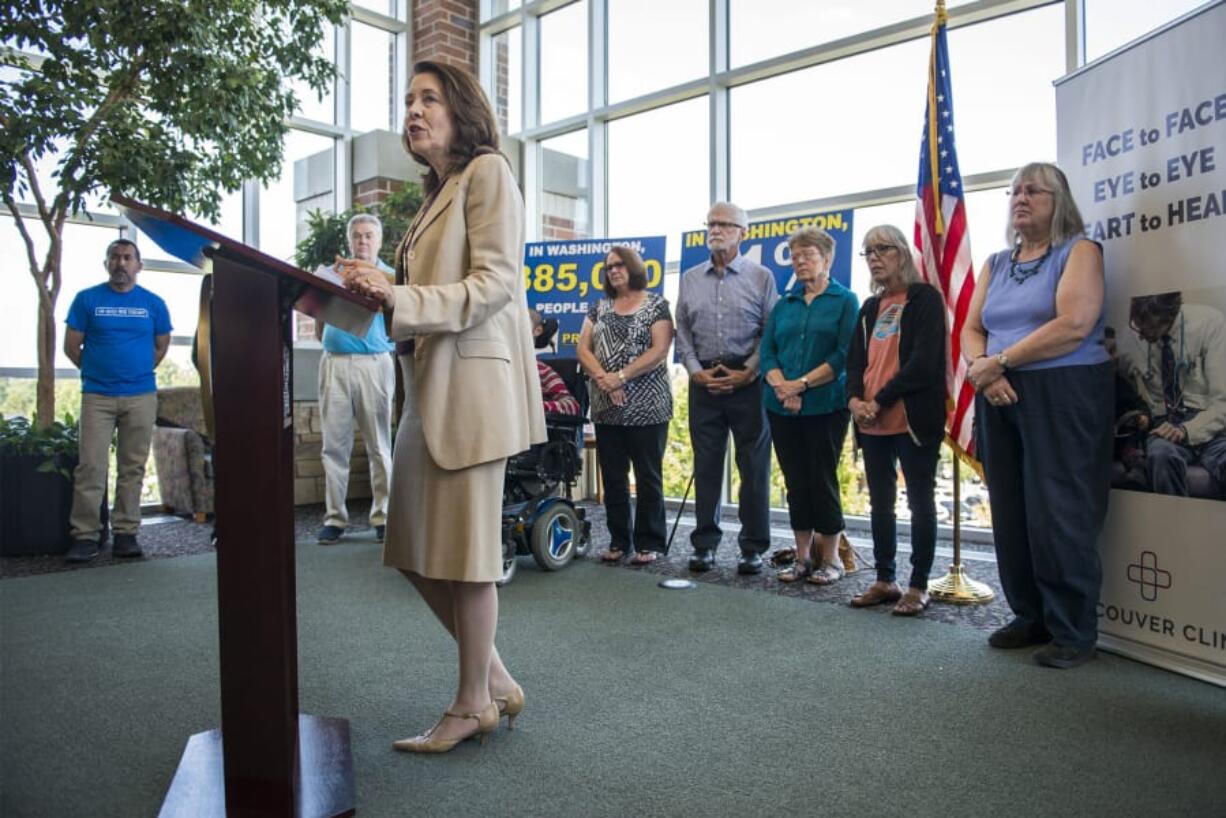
[382,355,506,582]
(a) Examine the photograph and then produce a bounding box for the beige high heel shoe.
[392,701,500,753]
[493,685,525,729]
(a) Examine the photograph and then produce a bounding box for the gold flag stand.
[928,448,994,604]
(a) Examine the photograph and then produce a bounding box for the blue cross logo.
[1126,551,1172,602]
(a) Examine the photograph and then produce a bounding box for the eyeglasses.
[1007,185,1054,199]
[606,261,627,271]
[705,220,745,231]
[859,244,898,259]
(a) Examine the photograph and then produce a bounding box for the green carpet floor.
[2,541,1223,817]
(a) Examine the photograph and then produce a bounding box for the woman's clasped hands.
[337,256,394,308]
[593,370,627,406]
[967,355,1019,407]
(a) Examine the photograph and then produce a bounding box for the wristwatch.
[994,352,1010,370]
[800,375,810,390]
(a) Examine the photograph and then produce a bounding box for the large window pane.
[350,22,396,133]
[607,97,709,263]
[351,0,397,17]
[483,0,522,22]
[290,25,336,124]
[1,218,121,370]
[730,0,975,68]
[732,6,1062,211]
[258,130,336,264]
[540,130,589,239]
[539,1,587,125]
[607,0,707,103]
[493,26,523,134]
[137,270,206,344]
[945,4,1062,178]
[1084,0,1208,62]
[731,39,926,211]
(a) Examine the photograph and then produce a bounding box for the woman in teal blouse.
[760,227,859,585]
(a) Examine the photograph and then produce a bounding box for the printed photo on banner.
[678,209,856,293]
[1107,284,1226,503]
[524,236,667,357]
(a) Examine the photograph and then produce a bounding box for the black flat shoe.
[1034,644,1095,669]
[688,549,715,572]
[737,553,763,575]
[988,619,1052,649]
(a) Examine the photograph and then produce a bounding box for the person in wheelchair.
[530,309,580,417]
[496,312,592,583]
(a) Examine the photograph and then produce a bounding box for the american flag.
[914,2,977,459]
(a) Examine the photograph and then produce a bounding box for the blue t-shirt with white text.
[66,283,172,396]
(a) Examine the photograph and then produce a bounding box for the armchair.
[152,386,214,520]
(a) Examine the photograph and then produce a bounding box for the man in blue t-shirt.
[315,213,395,544]
[63,239,172,562]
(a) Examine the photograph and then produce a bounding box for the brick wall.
[413,0,478,72]
[354,177,406,209]
[293,402,373,506]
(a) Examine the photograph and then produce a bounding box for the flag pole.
[928,441,994,604]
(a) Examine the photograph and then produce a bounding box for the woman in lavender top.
[962,161,1112,670]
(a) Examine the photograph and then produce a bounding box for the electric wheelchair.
[498,356,592,585]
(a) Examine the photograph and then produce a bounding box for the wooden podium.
[113,196,379,817]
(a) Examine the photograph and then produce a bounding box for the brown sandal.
[892,591,930,616]
[600,548,626,563]
[850,584,903,608]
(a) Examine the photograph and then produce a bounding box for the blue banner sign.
[523,236,667,357]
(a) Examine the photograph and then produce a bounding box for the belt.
[395,339,416,356]
[699,357,747,370]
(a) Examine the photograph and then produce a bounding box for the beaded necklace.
[1008,243,1052,285]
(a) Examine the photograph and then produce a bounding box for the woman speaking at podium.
[341,61,545,753]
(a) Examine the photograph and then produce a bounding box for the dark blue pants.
[595,422,669,554]
[859,432,941,590]
[1145,433,1226,496]
[976,363,1114,649]
[688,379,772,555]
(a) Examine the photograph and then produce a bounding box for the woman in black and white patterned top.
[577,245,674,565]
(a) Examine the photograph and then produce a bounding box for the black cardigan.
[845,282,947,446]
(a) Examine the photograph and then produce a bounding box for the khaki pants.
[69,391,158,541]
[319,352,394,528]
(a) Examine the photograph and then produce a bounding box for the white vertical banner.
[1056,1,1226,686]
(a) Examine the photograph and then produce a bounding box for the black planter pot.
[0,453,80,557]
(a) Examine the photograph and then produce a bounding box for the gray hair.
[347,212,383,240]
[863,224,920,295]
[1005,162,1087,248]
[708,201,748,229]
[788,227,836,265]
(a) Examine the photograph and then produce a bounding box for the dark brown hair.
[604,245,648,297]
[404,60,501,194]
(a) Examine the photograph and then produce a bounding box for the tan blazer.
[390,153,546,471]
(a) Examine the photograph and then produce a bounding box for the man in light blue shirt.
[675,201,780,575]
[316,214,396,544]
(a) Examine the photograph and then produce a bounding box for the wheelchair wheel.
[496,537,518,587]
[529,503,581,571]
